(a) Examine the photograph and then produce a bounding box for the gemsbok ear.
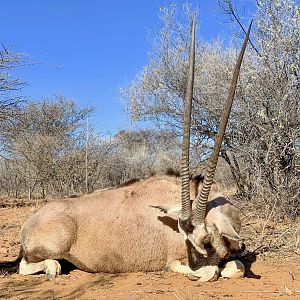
[150,204,182,233]
[149,204,181,219]
[214,214,241,241]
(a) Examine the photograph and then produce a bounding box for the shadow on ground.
[240,252,261,279]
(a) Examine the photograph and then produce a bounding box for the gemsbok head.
[179,14,252,262]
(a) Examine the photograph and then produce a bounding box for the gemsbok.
[10,16,252,281]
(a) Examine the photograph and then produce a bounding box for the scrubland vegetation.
[0,0,299,228]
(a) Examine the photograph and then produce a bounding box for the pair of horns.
[181,14,252,226]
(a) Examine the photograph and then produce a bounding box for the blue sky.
[1,1,256,135]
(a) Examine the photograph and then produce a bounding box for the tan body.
[19,176,243,279]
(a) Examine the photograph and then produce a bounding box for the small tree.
[0,45,25,115]
[220,0,300,217]
[1,96,93,198]
[0,45,27,156]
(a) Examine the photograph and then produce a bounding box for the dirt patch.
[0,205,299,299]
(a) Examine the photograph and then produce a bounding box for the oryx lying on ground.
[15,16,251,281]
[18,176,244,281]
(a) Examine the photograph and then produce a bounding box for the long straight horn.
[180,14,196,222]
[193,21,252,226]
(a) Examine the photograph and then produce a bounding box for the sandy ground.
[0,205,299,300]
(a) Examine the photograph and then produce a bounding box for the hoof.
[43,260,61,279]
[188,265,219,282]
[220,260,245,279]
